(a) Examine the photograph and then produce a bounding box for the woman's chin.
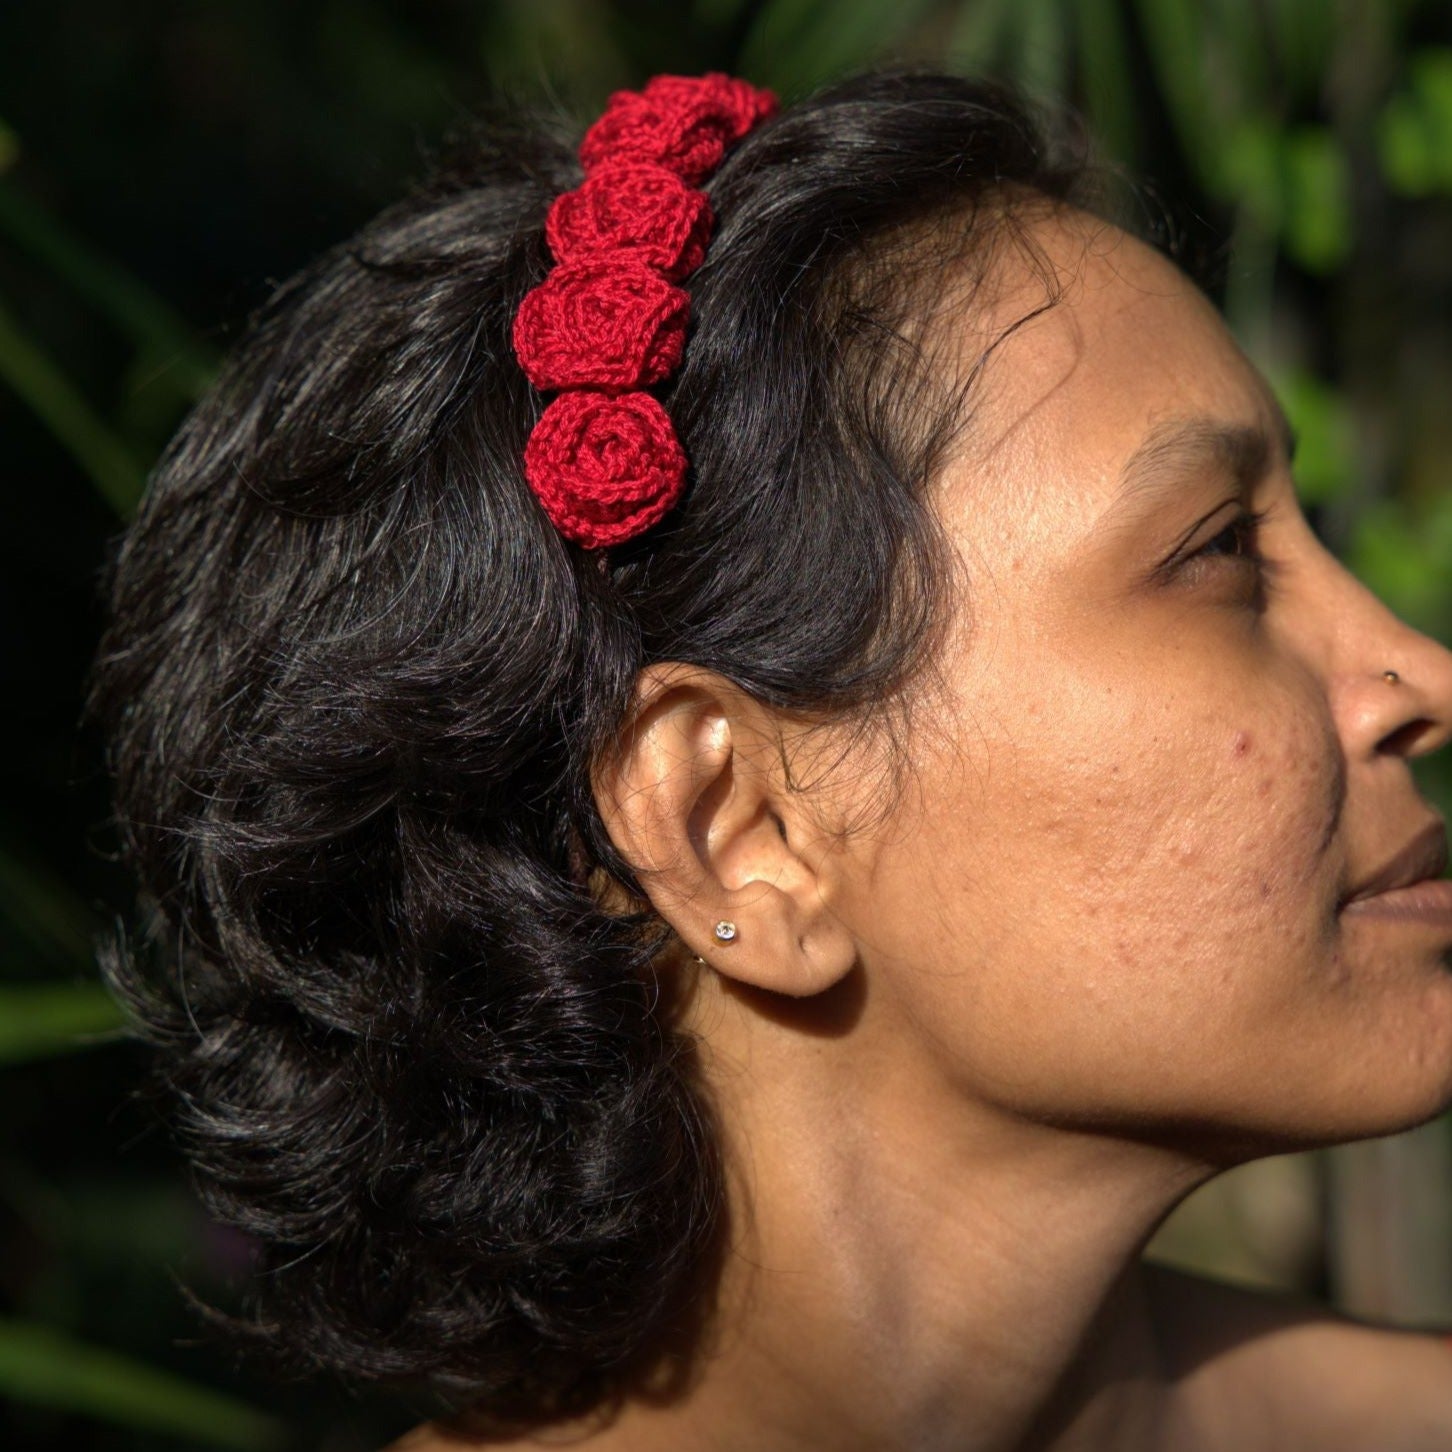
[1282,958,1452,1148]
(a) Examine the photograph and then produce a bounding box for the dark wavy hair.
[92,68,1085,1427]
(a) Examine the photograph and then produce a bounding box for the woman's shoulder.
[1145,1258,1452,1452]
[379,1424,462,1451]
[379,1424,564,1452]
[377,1265,1452,1452]
[380,1423,521,1451]
[379,1414,627,1451]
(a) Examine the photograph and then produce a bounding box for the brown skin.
[393,214,1452,1450]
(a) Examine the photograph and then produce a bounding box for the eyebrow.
[1109,408,1298,522]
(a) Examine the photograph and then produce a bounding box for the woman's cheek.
[1014,699,1335,1008]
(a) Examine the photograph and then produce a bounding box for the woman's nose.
[1341,615,1452,772]
[1326,566,1452,766]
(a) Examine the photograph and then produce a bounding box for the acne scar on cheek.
[1232,731,1253,758]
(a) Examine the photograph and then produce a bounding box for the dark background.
[3,2,1452,1448]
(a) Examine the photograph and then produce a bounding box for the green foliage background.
[1,2,1450,1447]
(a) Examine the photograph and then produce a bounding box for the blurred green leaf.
[1377,47,1452,196]
[479,0,628,99]
[115,341,200,451]
[0,295,146,516]
[1410,46,1452,140]
[1132,0,1220,179]
[1270,367,1356,507]
[23,1177,201,1270]
[0,984,127,1066]
[1265,0,1336,102]
[739,0,941,94]
[1204,0,1269,111]
[1221,118,1283,230]
[1348,492,1452,635]
[318,0,457,129]
[693,0,751,27]
[0,842,98,968]
[1279,126,1352,274]
[0,1319,284,1450]
[1378,90,1438,194]
[1074,0,1137,162]
[0,182,214,400]
[949,0,1016,66]
[1007,0,1069,101]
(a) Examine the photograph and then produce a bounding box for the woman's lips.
[1341,819,1449,908]
[1336,819,1452,932]
[1340,876,1452,927]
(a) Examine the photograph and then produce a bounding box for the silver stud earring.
[1383,669,1401,685]
[713,921,738,943]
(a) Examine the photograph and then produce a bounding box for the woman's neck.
[595,977,1226,1452]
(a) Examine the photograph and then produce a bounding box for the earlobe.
[591,664,857,998]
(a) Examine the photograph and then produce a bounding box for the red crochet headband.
[511,73,778,550]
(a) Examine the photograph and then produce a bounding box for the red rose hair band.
[511,73,777,549]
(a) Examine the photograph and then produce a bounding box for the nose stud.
[1383,669,1401,685]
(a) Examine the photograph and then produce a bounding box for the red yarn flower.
[579,72,778,183]
[641,73,778,138]
[512,259,690,392]
[513,72,775,549]
[523,390,687,547]
[546,161,714,279]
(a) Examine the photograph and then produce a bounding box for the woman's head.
[92,65,1452,1428]
[628,211,1452,1194]
[899,216,1452,1153]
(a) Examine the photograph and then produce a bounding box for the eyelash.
[1173,508,1277,609]
[1188,507,1270,570]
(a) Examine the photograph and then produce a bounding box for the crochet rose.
[512,259,690,392]
[511,71,775,549]
[546,161,714,279]
[579,73,778,183]
[523,390,687,547]
[641,73,778,138]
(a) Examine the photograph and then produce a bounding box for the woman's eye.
[1191,507,1269,567]
[1171,505,1275,609]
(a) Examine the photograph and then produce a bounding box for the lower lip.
[1341,879,1452,927]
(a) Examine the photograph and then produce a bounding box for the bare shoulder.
[1144,1258,1452,1452]
[378,1422,527,1451]
[378,1414,623,1451]
[379,1424,476,1451]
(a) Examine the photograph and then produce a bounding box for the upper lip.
[1343,819,1450,905]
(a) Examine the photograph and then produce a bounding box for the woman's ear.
[592,664,857,998]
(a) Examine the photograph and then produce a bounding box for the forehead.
[940,211,1282,532]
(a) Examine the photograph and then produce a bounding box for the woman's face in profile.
[833,212,1452,1160]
